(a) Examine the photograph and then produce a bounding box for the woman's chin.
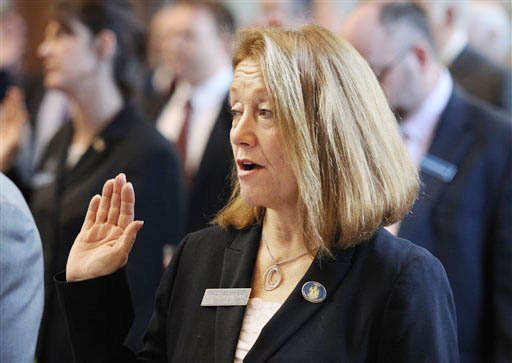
[240,191,264,208]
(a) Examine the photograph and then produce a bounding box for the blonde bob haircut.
[214,25,418,255]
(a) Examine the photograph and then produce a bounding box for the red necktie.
[176,100,191,166]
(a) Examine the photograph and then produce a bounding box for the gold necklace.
[262,239,319,291]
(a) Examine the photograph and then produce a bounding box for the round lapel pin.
[302,281,327,303]
[93,137,106,153]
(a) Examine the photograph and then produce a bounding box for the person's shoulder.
[358,228,445,276]
[0,173,31,216]
[123,105,167,143]
[184,225,241,250]
[121,103,180,162]
[0,174,40,250]
[452,88,511,141]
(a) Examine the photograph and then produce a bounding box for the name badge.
[420,154,457,183]
[201,288,252,306]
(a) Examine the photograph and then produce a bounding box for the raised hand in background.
[0,87,27,172]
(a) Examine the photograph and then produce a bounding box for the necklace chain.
[262,239,319,291]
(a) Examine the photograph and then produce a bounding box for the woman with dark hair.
[30,1,186,361]
[57,25,457,362]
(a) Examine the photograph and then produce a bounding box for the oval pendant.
[263,264,282,291]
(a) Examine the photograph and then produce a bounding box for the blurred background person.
[342,3,512,362]
[0,0,27,98]
[467,1,511,67]
[311,0,357,33]
[145,0,235,234]
[0,0,69,200]
[414,0,511,114]
[0,1,33,195]
[0,173,44,363]
[143,3,180,111]
[252,0,304,27]
[28,0,186,361]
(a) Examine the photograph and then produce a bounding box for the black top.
[31,103,186,362]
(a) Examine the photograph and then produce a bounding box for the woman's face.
[38,20,98,93]
[230,58,298,211]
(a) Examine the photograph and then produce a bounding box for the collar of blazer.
[214,224,355,362]
[57,103,140,188]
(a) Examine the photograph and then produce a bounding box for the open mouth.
[237,160,263,171]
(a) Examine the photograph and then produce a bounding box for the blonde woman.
[56,25,458,362]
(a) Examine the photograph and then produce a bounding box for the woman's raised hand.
[66,173,144,282]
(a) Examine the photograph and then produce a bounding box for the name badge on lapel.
[420,154,457,183]
[201,288,252,306]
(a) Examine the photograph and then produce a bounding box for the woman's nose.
[230,113,257,148]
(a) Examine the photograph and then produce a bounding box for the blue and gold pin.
[301,281,327,303]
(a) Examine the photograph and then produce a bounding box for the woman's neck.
[262,208,307,258]
[69,77,123,147]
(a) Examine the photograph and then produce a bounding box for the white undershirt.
[156,66,232,175]
[234,298,282,362]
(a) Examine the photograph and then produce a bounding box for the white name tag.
[421,154,457,183]
[201,288,252,306]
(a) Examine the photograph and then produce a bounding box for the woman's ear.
[94,29,117,61]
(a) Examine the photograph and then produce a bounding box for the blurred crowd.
[0,0,510,362]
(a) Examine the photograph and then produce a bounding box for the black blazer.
[31,103,186,362]
[186,96,233,233]
[56,225,459,362]
[450,45,511,113]
[399,89,512,363]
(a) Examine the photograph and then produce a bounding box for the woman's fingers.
[81,194,101,231]
[107,173,126,225]
[118,182,135,229]
[116,220,144,257]
[96,179,114,223]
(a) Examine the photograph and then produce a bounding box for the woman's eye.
[230,109,242,119]
[230,109,242,127]
[259,109,273,118]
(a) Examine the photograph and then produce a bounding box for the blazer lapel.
[214,225,261,363]
[400,89,474,238]
[244,247,354,362]
[63,105,135,187]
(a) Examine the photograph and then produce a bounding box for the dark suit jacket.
[31,103,186,362]
[143,85,234,234]
[56,225,459,362]
[399,89,512,363]
[450,45,512,113]
[186,97,233,233]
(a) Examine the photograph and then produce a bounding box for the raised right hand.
[66,173,144,282]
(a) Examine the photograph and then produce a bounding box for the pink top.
[234,298,282,362]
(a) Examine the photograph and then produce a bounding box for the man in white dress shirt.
[147,1,236,234]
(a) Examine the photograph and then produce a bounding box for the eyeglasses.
[373,47,411,82]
